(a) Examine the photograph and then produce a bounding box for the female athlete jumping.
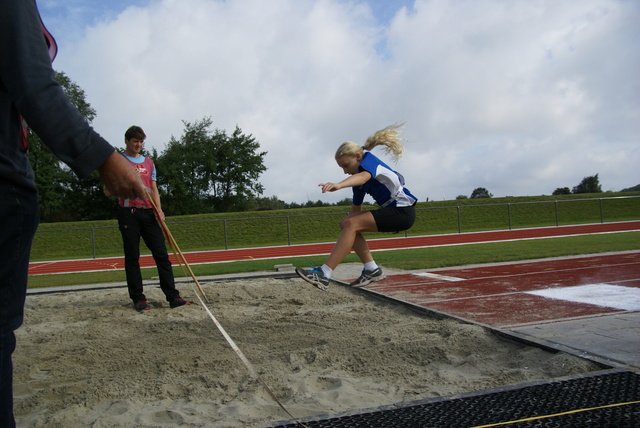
[296,124,418,290]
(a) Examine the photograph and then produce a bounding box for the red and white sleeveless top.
[118,155,155,208]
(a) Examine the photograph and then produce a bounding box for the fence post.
[457,206,461,233]
[91,227,96,259]
[599,198,604,223]
[223,219,228,250]
[287,216,291,246]
[555,201,559,226]
[507,203,512,230]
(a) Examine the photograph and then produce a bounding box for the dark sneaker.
[134,299,150,311]
[350,267,386,287]
[170,297,191,308]
[295,266,330,291]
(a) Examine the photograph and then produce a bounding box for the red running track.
[364,251,640,329]
[28,221,640,276]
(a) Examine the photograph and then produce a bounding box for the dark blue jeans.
[0,182,38,428]
[117,206,180,303]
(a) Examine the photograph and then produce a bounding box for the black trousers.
[117,206,180,302]
[0,182,38,427]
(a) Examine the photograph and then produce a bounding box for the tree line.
[30,73,624,221]
[552,174,602,195]
[29,72,359,222]
[151,117,267,215]
[29,72,273,221]
[456,175,606,200]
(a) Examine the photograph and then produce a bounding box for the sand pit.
[13,271,600,427]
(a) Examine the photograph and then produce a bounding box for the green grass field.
[31,192,640,261]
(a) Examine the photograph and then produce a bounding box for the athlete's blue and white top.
[353,152,417,208]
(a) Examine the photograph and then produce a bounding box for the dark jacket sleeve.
[0,0,114,180]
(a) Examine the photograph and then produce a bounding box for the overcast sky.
[37,0,639,203]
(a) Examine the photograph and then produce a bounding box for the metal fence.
[31,196,640,261]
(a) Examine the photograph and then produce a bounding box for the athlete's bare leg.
[325,211,377,270]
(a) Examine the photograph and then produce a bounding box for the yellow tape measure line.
[470,400,640,428]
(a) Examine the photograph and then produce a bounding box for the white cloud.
[40,0,640,203]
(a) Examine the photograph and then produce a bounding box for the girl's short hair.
[335,124,405,162]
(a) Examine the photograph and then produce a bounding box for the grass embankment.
[28,193,640,288]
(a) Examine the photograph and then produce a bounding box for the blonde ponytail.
[335,123,406,162]
[362,123,405,162]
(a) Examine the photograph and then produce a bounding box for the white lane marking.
[526,284,640,311]
[413,272,466,282]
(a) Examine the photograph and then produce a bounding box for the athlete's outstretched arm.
[319,171,371,193]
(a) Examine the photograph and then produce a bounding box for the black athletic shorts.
[371,203,416,233]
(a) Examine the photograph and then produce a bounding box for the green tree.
[28,134,71,221]
[156,117,267,214]
[470,187,493,199]
[213,125,267,211]
[552,187,571,195]
[621,184,640,192]
[63,171,117,221]
[572,174,602,194]
[55,72,97,121]
[155,121,216,215]
[250,195,287,211]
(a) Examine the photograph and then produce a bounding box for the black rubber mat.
[271,370,640,428]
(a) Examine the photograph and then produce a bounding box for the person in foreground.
[0,1,148,426]
[116,126,190,311]
[296,124,418,290]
